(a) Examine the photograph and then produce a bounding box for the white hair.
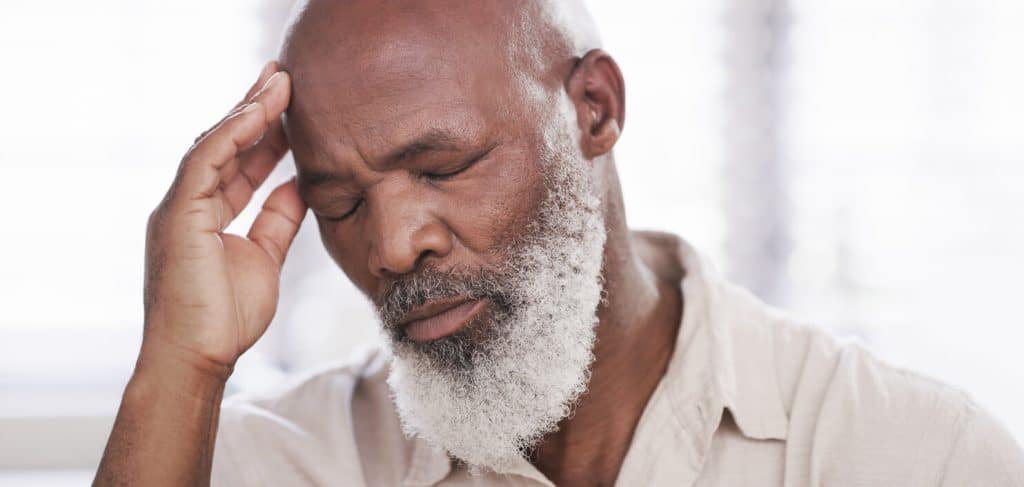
[385,91,607,473]
[543,0,603,56]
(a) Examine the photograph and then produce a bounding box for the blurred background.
[2,0,1022,484]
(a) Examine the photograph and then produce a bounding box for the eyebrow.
[380,128,462,168]
[302,128,464,187]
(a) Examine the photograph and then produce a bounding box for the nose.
[365,183,453,278]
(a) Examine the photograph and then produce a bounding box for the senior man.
[94,0,1024,486]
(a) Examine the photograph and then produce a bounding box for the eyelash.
[325,199,363,222]
[423,163,472,181]
[325,145,496,222]
[422,145,496,181]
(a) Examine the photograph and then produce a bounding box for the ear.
[566,49,626,159]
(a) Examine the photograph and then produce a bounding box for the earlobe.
[566,49,626,159]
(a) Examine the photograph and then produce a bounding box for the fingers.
[236,61,279,112]
[192,61,278,145]
[220,117,289,219]
[180,71,290,198]
[168,67,293,233]
[248,178,307,270]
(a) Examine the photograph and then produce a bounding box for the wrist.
[130,335,234,402]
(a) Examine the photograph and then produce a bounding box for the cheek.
[444,150,547,258]
[310,146,548,290]
[317,219,376,295]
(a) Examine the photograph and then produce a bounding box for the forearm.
[93,61,295,486]
[93,340,232,487]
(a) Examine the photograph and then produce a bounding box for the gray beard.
[378,99,608,473]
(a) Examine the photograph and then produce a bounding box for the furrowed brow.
[300,170,345,188]
[300,128,467,188]
[380,128,463,168]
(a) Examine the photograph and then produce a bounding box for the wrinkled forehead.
[280,0,554,165]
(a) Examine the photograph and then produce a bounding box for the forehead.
[282,1,533,169]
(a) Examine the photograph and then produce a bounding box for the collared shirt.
[212,233,1024,486]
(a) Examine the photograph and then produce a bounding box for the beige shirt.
[212,234,1024,486]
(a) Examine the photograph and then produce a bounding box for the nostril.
[367,209,453,278]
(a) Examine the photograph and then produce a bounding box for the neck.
[530,158,683,486]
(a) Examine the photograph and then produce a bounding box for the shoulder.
[212,345,410,485]
[941,397,1024,486]
[757,310,1024,485]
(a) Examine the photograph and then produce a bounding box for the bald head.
[272,3,627,468]
[276,0,624,304]
[279,0,601,78]
[277,0,603,140]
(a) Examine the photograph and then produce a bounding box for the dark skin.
[94,1,681,486]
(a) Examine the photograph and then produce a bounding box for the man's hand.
[94,62,304,487]
[143,61,305,373]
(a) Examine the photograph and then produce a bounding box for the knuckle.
[192,132,206,145]
[180,144,199,166]
[180,142,211,170]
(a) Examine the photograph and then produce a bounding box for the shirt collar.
[403,436,451,487]
[662,232,789,442]
[613,233,790,486]
[402,233,790,485]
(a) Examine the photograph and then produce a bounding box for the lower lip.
[404,299,487,343]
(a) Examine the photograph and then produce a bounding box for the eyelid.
[424,163,472,180]
[424,143,498,181]
[323,198,363,222]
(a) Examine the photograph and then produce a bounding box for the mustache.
[376,266,515,334]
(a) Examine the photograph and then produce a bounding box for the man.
[94,0,1024,485]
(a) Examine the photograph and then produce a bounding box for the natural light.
[1,0,1022,482]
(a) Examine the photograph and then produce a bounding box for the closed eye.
[422,143,498,181]
[423,164,472,181]
[322,199,363,222]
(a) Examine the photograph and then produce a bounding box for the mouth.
[399,297,488,343]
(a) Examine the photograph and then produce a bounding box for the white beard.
[383,97,607,473]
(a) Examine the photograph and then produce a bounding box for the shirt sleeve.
[940,401,1024,487]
